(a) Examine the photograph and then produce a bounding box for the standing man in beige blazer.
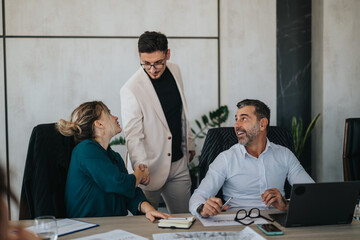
[120,31,195,213]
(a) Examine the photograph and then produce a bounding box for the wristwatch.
[196,204,204,215]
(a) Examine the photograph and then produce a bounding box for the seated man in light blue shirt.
[189,99,314,218]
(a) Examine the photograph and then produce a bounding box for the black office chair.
[343,118,360,181]
[19,123,75,219]
[198,126,295,198]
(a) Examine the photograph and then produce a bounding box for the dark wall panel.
[277,0,312,173]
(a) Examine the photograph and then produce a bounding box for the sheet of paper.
[72,229,148,240]
[199,213,268,227]
[27,218,98,236]
[152,226,266,240]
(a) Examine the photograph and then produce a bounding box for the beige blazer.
[120,62,195,191]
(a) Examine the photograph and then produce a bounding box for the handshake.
[133,163,150,186]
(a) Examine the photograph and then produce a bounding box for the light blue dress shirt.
[189,139,314,216]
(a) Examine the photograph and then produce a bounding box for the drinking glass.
[34,216,58,240]
[354,199,360,220]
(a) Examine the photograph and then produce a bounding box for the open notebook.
[158,216,196,229]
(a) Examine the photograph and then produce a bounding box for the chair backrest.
[19,123,75,219]
[198,126,295,198]
[343,118,360,181]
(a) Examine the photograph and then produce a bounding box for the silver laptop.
[270,181,360,227]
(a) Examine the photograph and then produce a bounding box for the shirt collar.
[239,138,273,158]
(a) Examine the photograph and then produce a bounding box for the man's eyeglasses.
[140,56,167,70]
[234,208,274,226]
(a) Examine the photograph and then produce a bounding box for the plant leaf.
[292,113,321,159]
[110,136,126,146]
[202,115,209,126]
[208,122,216,127]
[300,113,321,151]
[195,120,202,130]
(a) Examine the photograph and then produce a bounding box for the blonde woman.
[58,101,169,221]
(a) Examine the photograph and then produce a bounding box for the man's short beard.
[239,122,260,146]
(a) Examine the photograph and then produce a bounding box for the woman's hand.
[140,201,170,222]
[145,210,170,222]
[139,164,150,185]
[133,165,149,187]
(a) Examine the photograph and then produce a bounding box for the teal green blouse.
[65,139,146,217]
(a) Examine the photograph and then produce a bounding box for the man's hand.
[139,164,150,185]
[133,165,149,187]
[261,188,289,211]
[200,197,229,218]
[189,151,196,162]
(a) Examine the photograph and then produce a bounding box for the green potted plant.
[189,105,229,191]
[291,113,321,159]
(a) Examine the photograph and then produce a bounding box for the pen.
[167,217,188,220]
[221,197,233,210]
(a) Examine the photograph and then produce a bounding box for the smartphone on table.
[257,224,284,236]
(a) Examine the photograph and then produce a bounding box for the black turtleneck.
[147,67,183,162]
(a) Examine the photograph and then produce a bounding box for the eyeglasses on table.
[234,208,274,225]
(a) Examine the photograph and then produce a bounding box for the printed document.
[72,229,148,240]
[152,226,266,240]
[199,213,268,227]
[27,218,98,236]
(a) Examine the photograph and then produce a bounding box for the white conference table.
[19,210,360,240]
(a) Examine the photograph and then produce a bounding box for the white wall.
[312,0,324,181]
[312,0,360,182]
[0,2,6,185]
[6,0,218,37]
[220,0,276,125]
[0,39,5,171]
[1,0,277,219]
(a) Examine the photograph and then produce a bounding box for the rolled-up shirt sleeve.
[286,149,315,185]
[189,153,227,216]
